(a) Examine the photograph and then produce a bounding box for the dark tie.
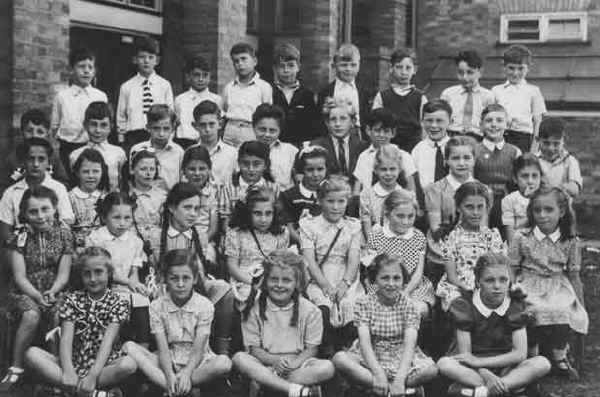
[463,88,473,131]
[142,79,153,114]
[337,137,348,175]
[434,142,446,182]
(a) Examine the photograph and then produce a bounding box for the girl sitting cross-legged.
[437,252,551,397]
[25,247,137,397]
[333,253,438,397]
[233,249,335,397]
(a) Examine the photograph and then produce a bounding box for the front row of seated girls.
[1,173,588,396]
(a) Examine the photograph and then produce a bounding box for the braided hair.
[159,183,207,294]
[243,249,306,327]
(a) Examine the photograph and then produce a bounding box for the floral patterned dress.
[348,292,434,381]
[8,224,74,314]
[508,228,588,334]
[58,289,129,377]
[224,227,289,303]
[68,188,104,249]
[435,225,504,311]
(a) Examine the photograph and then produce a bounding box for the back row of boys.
[16,37,549,192]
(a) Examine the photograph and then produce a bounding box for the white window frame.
[87,0,162,13]
[500,12,587,43]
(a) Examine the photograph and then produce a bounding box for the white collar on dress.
[472,289,511,318]
[533,226,561,243]
[373,182,401,197]
[382,223,414,239]
[482,139,505,152]
[167,225,192,240]
[239,176,266,191]
[446,174,473,191]
[299,183,316,199]
[71,187,102,200]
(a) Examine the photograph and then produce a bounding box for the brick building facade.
[2,0,600,234]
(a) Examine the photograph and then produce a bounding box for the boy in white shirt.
[492,44,546,153]
[190,101,238,185]
[222,42,272,148]
[174,55,223,149]
[117,36,174,154]
[51,47,108,170]
[69,102,126,191]
[252,104,298,190]
[0,138,74,242]
[130,105,183,190]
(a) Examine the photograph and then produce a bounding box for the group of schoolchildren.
[0,34,589,397]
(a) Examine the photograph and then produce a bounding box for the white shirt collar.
[137,72,156,83]
[533,226,561,243]
[188,87,209,97]
[482,139,505,152]
[382,224,414,239]
[167,225,193,240]
[299,183,316,199]
[239,176,266,191]
[425,136,450,148]
[472,289,511,318]
[446,174,473,191]
[235,72,260,85]
[165,292,201,313]
[335,77,356,88]
[71,187,102,200]
[373,182,400,197]
[98,226,131,242]
[504,79,527,88]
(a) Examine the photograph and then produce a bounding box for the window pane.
[548,18,582,39]
[247,0,257,30]
[130,0,158,9]
[507,19,539,41]
[280,0,300,32]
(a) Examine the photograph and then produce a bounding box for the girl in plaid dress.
[124,249,231,396]
[1,186,73,389]
[367,190,435,317]
[333,253,438,397]
[68,148,108,250]
[25,247,137,397]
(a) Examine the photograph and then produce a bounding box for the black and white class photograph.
[0,0,598,396]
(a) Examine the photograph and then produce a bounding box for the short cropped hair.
[333,43,360,63]
[230,42,256,58]
[146,104,176,125]
[364,108,396,129]
[70,48,95,67]
[538,117,566,140]
[135,36,160,55]
[84,101,113,124]
[273,43,300,64]
[390,48,417,66]
[503,44,532,65]
[193,100,221,121]
[17,137,53,159]
[422,98,453,118]
[21,109,49,131]
[184,55,210,73]
[252,103,285,129]
[455,50,483,69]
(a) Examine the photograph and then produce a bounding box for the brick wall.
[0,1,12,156]
[12,0,70,131]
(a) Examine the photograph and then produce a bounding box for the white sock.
[288,383,303,397]
[473,385,489,397]
[8,367,24,374]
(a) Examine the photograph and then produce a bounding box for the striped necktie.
[142,79,153,113]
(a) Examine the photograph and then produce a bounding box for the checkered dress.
[348,292,434,380]
[367,227,435,306]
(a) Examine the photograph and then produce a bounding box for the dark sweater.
[273,84,321,146]
[474,142,520,195]
[380,87,424,152]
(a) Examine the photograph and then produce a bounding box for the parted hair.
[366,253,409,284]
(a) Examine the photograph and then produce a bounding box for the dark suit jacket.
[317,80,372,139]
[272,84,322,146]
[311,134,368,177]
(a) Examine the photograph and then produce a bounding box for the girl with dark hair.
[333,253,438,397]
[157,182,234,355]
[225,186,289,307]
[435,181,504,311]
[218,140,278,231]
[68,148,109,248]
[0,186,74,389]
[233,250,334,397]
[508,187,588,377]
[124,249,232,396]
